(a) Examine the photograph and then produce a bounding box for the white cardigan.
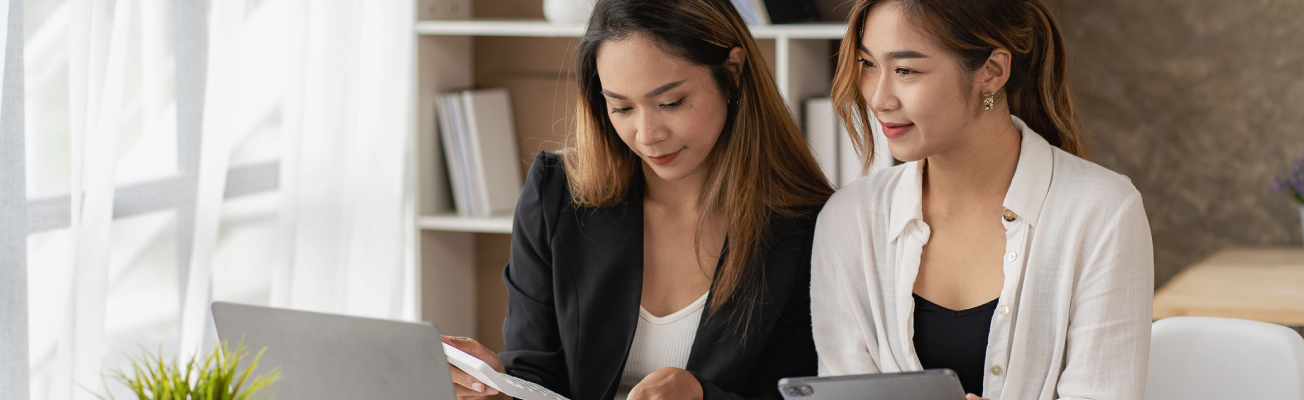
[811,117,1154,400]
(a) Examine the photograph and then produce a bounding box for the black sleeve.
[697,221,820,400]
[499,152,571,396]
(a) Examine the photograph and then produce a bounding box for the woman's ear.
[977,48,1013,94]
[726,46,745,85]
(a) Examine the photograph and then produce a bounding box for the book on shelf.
[434,88,524,218]
[804,97,895,188]
[436,93,472,216]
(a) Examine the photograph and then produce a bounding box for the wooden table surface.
[1154,247,1304,326]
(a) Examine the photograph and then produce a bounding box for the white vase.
[544,0,595,25]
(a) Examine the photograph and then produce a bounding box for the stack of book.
[435,88,524,218]
[805,97,895,188]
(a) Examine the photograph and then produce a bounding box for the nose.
[636,110,665,146]
[866,72,899,113]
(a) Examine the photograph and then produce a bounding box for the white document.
[443,343,570,400]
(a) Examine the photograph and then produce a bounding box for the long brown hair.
[832,0,1088,171]
[566,0,834,320]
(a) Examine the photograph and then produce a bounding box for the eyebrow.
[856,43,929,60]
[602,80,687,100]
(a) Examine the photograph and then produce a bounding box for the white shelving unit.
[415,17,847,344]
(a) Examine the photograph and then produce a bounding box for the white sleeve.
[1054,191,1154,400]
[811,211,881,377]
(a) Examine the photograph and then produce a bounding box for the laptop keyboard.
[504,374,570,400]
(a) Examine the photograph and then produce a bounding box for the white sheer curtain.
[270,0,418,320]
[15,0,417,399]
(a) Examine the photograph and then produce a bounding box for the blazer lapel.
[684,234,794,392]
[570,179,644,400]
[685,238,747,390]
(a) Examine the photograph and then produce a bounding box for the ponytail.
[1007,0,1087,158]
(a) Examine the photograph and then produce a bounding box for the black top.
[911,293,998,395]
[499,152,820,400]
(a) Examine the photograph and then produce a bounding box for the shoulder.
[764,208,821,254]
[515,151,577,243]
[523,151,571,208]
[527,151,566,184]
[1046,148,1144,217]
[815,163,907,238]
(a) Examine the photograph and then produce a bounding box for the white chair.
[1146,316,1304,400]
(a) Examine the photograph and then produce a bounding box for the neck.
[643,162,707,212]
[922,113,1022,211]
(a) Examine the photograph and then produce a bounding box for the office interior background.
[0,0,1302,399]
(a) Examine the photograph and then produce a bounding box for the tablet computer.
[778,369,966,400]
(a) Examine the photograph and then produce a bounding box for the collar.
[887,116,1054,241]
[1001,116,1053,227]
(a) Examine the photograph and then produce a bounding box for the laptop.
[211,302,457,400]
[777,369,966,400]
[212,301,570,400]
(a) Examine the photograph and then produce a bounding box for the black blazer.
[499,152,819,400]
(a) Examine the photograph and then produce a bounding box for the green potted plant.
[1271,155,1304,246]
[103,339,281,400]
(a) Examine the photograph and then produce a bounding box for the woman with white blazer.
[811,1,1155,399]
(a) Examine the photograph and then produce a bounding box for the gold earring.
[983,92,995,111]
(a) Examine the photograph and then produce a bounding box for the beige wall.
[1047,0,1304,287]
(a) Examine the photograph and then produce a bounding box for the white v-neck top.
[811,117,1154,400]
[613,292,709,400]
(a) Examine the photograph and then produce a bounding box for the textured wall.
[1048,0,1304,287]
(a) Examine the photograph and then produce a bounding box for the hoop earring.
[983,92,995,111]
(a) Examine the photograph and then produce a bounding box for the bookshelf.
[415,11,847,353]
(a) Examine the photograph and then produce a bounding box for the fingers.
[449,363,500,396]
[442,335,506,373]
[455,384,498,398]
[964,394,988,400]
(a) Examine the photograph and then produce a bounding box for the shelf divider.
[418,213,514,234]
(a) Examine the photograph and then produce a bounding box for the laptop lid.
[211,301,457,400]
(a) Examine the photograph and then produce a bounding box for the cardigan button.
[999,305,1011,315]
[1003,209,1018,222]
[991,365,1004,376]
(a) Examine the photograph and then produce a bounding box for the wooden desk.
[1154,247,1304,326]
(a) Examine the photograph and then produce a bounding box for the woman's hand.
[442,335,504,399]
[627,367,704,400]
[965,394,991,400]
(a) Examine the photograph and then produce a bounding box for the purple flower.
[1270,155,1304,204]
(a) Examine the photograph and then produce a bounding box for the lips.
[647,149,682,166]
[879,120,914,139]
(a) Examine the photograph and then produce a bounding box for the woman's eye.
[659,99,684,109]
[610,107,632,115]
[858,58,875,69]
[896,67,916,76]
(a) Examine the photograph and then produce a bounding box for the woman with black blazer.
[441,0,834,398]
